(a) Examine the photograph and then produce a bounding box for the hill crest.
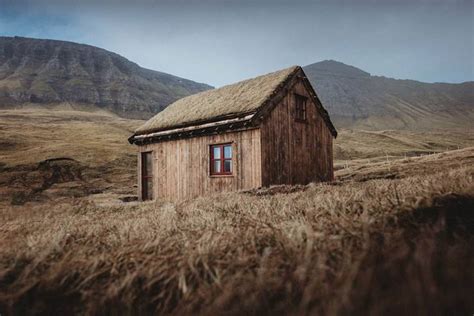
[0,36,212,119]
[304,60,474,130]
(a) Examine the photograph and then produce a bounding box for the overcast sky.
[0,0,472,86]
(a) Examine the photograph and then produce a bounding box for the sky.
[0,0,472,87]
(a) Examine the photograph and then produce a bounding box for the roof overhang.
[129,114,256,145]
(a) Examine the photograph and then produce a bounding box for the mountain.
[304,60,474,130]
[0,36,212,119]
[1,37,471,129]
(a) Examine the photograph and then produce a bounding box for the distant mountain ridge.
[0,36,212,118]
[304,60,474,130]
[1,37,472,130]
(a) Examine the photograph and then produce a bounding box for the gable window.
[295,94,307,122]
[141,152,153,200]
[210,143,233,175]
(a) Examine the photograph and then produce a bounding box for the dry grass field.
[0,109,473,315]
[0,108,141,207]
[1,108,473,207]
[335,128,474,161]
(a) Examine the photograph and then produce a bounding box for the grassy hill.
[0,36,212,119]
[304,60,474,130]
[0,107,140,206]
[1,144,473,314]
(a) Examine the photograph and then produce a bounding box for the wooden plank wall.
[260,78,334,187]
[138,128,262,201]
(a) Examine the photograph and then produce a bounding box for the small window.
[210,143,233,175]
[295,94,307,122]
[141,152,153,200]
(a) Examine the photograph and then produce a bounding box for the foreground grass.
[1,157,473,315]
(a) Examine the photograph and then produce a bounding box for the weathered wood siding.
[260,77,334,186]
[138,129,262,201]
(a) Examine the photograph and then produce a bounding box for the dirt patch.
[242,184,309,196]
[119,195,138,202]
[7,158,88,205]
[1,156,136,206]
[0,140,18,151]
[339,171,400,182]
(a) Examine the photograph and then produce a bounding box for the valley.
[1,41,472,314]
[0,2,472,312]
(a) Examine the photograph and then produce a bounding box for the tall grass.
[0,167,473,315]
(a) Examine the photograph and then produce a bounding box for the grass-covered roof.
[135,66,299,134]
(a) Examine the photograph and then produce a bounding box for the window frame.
[209,143,233,176]
[141,151,153,201]
[294,94,308,122]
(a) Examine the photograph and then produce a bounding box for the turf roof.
[135,66,299,134]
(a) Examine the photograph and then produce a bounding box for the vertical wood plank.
[260,72,334,186]
[137,129,262,202]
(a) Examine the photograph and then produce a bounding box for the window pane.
[146,178,153,200]
[213,146,221,159]
[295,95,307,121]
[145,152,152,173]
[213,160,221,173]
[224,160,232,173]
[142,152,153,200]
[224,145,232,158]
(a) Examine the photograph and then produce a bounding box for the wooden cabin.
[129,66,337,201]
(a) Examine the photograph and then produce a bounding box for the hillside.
[0,108,473,314]
[0,36,212,119]
[304,60,474,130]
[0,108,140,206]
[1,145,473,314]
[1,108,473,207]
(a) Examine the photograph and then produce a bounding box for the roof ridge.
[134,65,300,135]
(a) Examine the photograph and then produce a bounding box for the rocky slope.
[0,36,212,118]
[304,60,474,130]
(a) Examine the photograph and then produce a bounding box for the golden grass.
[1,148,473,315]
[0,109,142,206]
[1,108,473,314]
[334,129,474,161]
[1,108,473,207]
[0,108,141,167]
[335,146,474,182]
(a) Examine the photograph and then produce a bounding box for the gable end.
[251,68,337,138]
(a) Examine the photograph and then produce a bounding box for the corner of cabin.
[260,71,335,186]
